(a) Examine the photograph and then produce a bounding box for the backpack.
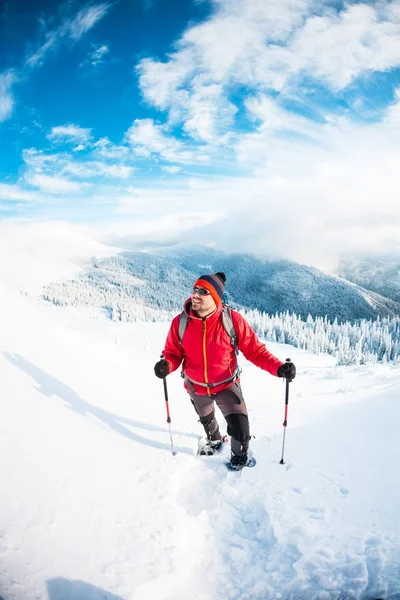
[178,304,238,353]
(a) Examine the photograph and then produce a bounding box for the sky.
[0,0,400,270]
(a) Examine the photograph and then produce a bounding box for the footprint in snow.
[305,506,326,520]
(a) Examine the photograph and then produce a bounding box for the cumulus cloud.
[137,0,400,140]
[93,138,130,160]
[47,124,92,145]
[274,3,400,92]
[126,118,197,163]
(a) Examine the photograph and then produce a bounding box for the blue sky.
[1,0,400,268]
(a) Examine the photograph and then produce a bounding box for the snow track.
[133,439,400,600]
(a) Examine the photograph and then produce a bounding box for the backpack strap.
[221,305,238,353]
[178,310,188,344]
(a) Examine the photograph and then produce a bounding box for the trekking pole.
[161,356,175,455]
[279,358,292,465]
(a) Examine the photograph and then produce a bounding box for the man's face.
[191,286,217,315]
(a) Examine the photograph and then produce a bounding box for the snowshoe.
[226,455,257,471]
[197,435,228,456]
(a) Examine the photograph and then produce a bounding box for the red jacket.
[162,300,284,395]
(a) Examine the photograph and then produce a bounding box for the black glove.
[277,361,296,382]
[154,359,170,379]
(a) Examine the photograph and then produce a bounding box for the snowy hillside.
[338,256,400,304]
[1,246,400,599]
[0,221,120,294]
[42,244,400,323]
[3,222,398,324]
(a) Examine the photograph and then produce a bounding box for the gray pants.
[189,382,250,450]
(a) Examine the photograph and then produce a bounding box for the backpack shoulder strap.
[221,305,238,351]
[178,310,188,344]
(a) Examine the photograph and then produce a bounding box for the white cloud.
[181,82,237,142]
[80,44,110,69]
[382,87,400,127]
[69,4,111,40]
[48,124,92,144]
[6,0,400,271]
[98,210,221,248]
[162,166,181,174]
[278,3,400,92]
[26,3,111,68]
[244,94,321,140]
[22,147,133,183]
[136,0,312,124]
[27,173,82,194]
[22,149,60,170]
[137,51,194,111]
[26,31,59,69]
[93,138,130,160]
[0,183,38,202]
[137,0,400,142]
[0,71,16,122]
[62,160,133,179]
[13,86,399,271]
[98,89,400,270]
[126,119,196,163]
[100,164,133,178]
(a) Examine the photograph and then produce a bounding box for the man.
[154,272,296,469]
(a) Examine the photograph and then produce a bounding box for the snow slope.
[0,221,120,294]
[1,253,400,599]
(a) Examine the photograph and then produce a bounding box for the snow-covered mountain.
[0,232,400,600]
[42,245,400,323]
[338,256,400,304]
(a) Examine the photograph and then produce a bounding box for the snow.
[0,221,120,294]
[1,231,400,600]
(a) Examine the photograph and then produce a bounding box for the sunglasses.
[192,286,211,296]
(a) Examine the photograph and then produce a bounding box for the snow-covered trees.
[240,309,400,366]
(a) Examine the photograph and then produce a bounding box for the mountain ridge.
[42,246,400,322]
[338,256,400,304]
